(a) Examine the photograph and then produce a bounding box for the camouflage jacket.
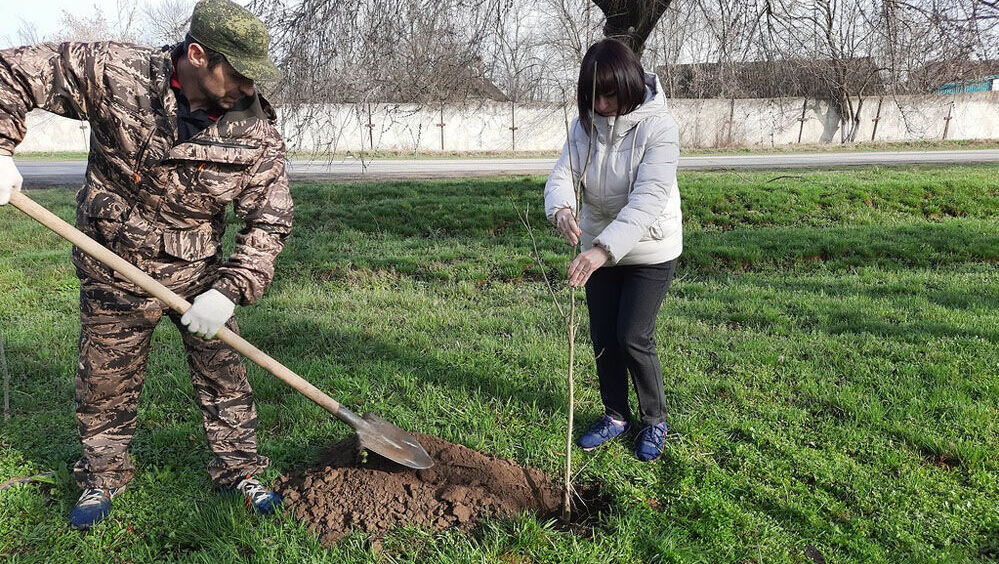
[0,42,293,306]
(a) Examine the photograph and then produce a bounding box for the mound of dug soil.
[275,433,562,545]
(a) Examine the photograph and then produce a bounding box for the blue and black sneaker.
[234,475,282,515]
[69,486,123,530]
[635,422,669,462]
[577,415,631,451]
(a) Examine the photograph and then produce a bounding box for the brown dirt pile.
[275,433,562,545]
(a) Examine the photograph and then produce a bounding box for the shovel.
[9,191,434,470]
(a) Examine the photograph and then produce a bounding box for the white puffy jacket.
[544,73,681,266]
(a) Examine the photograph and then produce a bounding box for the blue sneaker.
[635,422,669,461]
[69,486,123,529]
[577,416,631,451]
[234,475,282,515]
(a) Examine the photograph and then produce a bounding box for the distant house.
[296,62,509,104]
[380,62,510,103]
[915,60,999,94]
[935,75,999,94]
[464,75,510,103]
[655,58,885,99]
[336,72,509,104]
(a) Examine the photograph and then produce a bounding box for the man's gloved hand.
[0,154,23,206]
[181,289,236,340]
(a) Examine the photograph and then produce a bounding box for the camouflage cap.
[188,0,281,82]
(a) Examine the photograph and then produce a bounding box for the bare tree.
[249,0,508,104]
[540,0,603,67]
[488,2,555,102]
[57,0,143,44]
[754,0,884,142]
[243,0,515,156]
[645,2,711,95]
[142,0,196,45]
[12,19,46,46]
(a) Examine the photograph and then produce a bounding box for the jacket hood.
[590,72,667,141]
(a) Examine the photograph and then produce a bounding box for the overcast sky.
[2,1,125,47]
[1,1,252,49]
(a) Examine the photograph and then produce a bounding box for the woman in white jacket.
[545,38,681,462]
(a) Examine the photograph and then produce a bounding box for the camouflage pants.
[73,277,268,489]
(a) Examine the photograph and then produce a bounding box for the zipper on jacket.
[133,127,158,185]
[599,117,619,213]
[627,124,640,193]
[187,138,260,150]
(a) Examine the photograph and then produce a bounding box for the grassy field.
[1,165,998,563]
[12,137,999,161]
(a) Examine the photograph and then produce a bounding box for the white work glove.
[0,154,23,206]
[181,289,236,340]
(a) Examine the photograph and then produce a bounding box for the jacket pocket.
[645,216,669,241]
[166,138,263,165]
[166,139,263,201]
[80,189,129,245]
[162,224,218,262]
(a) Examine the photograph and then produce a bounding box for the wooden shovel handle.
[8,191,350,420]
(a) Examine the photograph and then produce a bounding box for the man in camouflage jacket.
[0,0,292,528]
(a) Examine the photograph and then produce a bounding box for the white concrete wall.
[277,102,573,153]
[18,111,93,153]
[16,91,999,153]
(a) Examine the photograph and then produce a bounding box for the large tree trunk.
[591,0,673,55]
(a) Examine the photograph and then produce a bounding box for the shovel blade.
[356,412,434,470]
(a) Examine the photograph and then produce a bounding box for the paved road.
[16,149,999,187]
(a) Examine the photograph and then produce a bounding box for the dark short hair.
[577,38,647,134]
[171,33,229,70]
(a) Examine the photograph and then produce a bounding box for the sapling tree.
[520,67,596,521]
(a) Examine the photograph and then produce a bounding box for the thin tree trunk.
[562,65,597,521]
[563,292,576,520]
[1,334,9,421]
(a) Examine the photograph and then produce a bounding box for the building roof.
[655,58,885,99]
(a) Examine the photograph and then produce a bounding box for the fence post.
[509,101,518,151]
[871,97,883,141]
[79,122,89,152]
[768,99,776,146]
[797,98,808,144]
[435,105,446,151]
[366,103,376,151]
[726,98,736,145]
[942,100,954,140]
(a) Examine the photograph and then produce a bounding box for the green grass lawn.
[1,166,998,563]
